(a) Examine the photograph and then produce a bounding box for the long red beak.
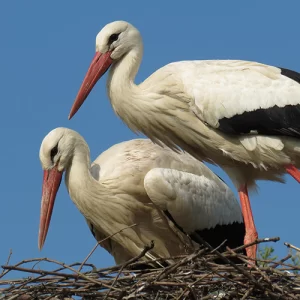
[68,51,113,120]
[38,168,63,250]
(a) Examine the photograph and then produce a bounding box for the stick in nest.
[1,237,300,299]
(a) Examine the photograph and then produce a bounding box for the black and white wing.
[168,60,300,138]
[144,167,245,250]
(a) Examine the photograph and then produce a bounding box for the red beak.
[38,168,63,250]
[69,51,113,120]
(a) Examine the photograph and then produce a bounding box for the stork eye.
[108,33,120,44]
[50,144,58,161]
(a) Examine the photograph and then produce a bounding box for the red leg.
[286,164,300,183]
[238,184,258,263]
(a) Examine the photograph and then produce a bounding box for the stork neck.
[107,46,143,106]
[65,142,105,214]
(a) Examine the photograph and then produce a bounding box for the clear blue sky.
[1,1,299,270]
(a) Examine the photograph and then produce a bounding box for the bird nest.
[1,237,300,300]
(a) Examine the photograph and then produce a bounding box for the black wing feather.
[218,67,300,138]
[164,210,245,253]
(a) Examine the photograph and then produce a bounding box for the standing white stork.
[69,20,300,260]
[39,127,245,265]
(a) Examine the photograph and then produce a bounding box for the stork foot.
[286,164,300,183]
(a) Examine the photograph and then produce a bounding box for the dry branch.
[1,237,300,299]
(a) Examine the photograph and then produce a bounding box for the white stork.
[39,127,245,265]
[69,20,300,260]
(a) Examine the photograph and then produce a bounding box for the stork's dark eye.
[50,144,58,162]
[108,33,120,45]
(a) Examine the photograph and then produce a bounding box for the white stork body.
[39,128,244,265]
[69,21,300,259]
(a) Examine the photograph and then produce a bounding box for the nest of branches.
[1,237,300,300]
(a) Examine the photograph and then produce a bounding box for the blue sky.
[1,1,300,271]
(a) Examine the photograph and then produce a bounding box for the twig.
[104,241,155,299]
[0,249,13,278]
[232,236,280,253]
[271,254,292,268]
[176,273,210,300]
[156,248,206,281]
[284,242,300,253]
[78,224,137,274]
[78,242,100,273]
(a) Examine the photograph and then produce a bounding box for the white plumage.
[144,168,242,232]
[171,60,300,126]
[38,128,244,265]
[69,21,300,260]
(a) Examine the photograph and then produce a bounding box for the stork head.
[38,127,77,250]
[69,21,141,119]
[96,21,141,60]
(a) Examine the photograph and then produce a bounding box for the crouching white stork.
[39,127,245,265]
[69,20,300,260]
